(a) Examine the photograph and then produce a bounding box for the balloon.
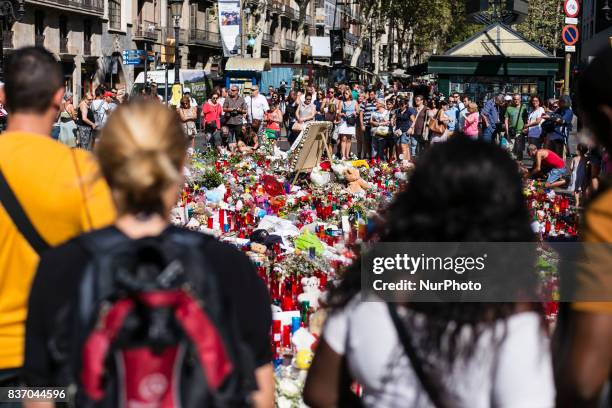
[262,175,285,197]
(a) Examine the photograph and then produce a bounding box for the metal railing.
[83,39,91,55]
[283,38,296,50]
[133,20,159,41]
[3,31,13,49]
[262,32,273,46]
[60,37,68,53]
[35,34,45,47]
[163,27,188,44]
[271,0,282,13]
[188,29,221,47]
[38,0,103,13]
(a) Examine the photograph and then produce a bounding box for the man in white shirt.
[244,85,269,131]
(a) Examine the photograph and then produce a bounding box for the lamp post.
[168,0,183,85]
[0,0,25,80]
[603,0,612,21]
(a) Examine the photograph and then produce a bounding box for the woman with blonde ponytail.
[23,100,275,408]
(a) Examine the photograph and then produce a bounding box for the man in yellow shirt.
[0,47,115,384]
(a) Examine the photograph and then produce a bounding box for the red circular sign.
[564,0,580,18]
[562,25,580,46]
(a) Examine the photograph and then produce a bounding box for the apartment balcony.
[262,32,273,47]
[163,27,188,45]
[283,38,296,50]
[35,34,45,47]
[284,5,298,20]
[59,37,68,53]
[270,0,282,14]
[3,31,13,49]
[133,20,159,42]
[188,29,221,48]
[27,0,104,15]
[84,39,91,55]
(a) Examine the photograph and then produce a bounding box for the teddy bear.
[246,242,267,264]
[297,276,322,309]
[343,167,370,194]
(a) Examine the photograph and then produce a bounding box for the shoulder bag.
[387,303,448,408]
[428,110,447,135]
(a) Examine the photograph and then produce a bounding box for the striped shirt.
[361,100,377,126]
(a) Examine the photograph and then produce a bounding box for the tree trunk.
[350,4,376,67]
[293,0,311,63]
[251,1,268,58]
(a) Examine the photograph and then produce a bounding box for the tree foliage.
[515,0,564,55]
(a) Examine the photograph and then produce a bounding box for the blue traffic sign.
[122,49,155,65]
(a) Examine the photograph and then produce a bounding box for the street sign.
[565,45,576,52]
[562,25,579,46]
[564,0,580,18]
[122,49,154,65]
[565,17,578,25]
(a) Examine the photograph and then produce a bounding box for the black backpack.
[49,227,257,407]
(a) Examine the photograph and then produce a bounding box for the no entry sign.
[564,0,580,18]
[562,25,579,46]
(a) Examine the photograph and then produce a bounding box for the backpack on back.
[50,228,257,408]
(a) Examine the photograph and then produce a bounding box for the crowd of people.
[1,45,612,408]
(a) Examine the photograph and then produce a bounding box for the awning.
[225,57,271,72]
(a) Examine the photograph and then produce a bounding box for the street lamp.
[168,0,183,84]
[0,0,25,80]
[603,0,612,22]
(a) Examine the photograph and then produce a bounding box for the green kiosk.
[427,23,563,103]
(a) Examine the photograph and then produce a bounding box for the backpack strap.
[0,167,50,254]
[387,303,448,408]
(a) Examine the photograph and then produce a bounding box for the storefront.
[427,23,563,103]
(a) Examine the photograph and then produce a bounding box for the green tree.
[515,0,564,55]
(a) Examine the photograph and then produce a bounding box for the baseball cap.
[504,95,512,101]
[183,87,191,94]
[104,91,113,97]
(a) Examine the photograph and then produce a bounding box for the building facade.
[5,0,364,100]
[580,0,612,64]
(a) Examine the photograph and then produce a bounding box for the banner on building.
[218,0,241,57]
[329,29,344,66]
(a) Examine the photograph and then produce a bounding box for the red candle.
[207,217,213,229]
[219,209,225,227]
[282,325,291,347]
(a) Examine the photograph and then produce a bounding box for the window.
[190,3,197,30]
[84,19,92,41]
[59,15,67,38]
[34,10,44,36]
[109,0,121,30]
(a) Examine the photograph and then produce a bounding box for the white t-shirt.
[323,296,554,408]
[527,107,545,138]
[244,93,270,121]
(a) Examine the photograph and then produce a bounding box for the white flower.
[278,378,301,397]
[276,396,293,408]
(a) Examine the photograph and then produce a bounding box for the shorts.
[547,167,567,184]
[397,131,409,145]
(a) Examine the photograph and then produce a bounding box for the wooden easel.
[290,122,334,185]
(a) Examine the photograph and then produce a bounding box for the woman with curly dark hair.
[303,137,554,408]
